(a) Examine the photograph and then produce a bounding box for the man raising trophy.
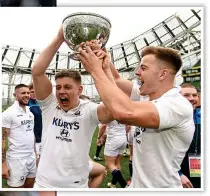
[31,13,113,188]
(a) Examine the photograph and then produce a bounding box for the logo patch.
[60,129,70,137]
[20,176,25,181]
[134,127,146,144]
[74,111,81,116]
[56,128,72,143]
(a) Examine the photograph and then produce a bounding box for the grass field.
[2,126,130,188]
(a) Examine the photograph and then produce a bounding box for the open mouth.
[60,97,69,105]
[137,79,144,87]
[192,102,197,107]
[23,98,29,102]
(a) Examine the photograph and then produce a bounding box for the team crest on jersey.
[134,126,146,144]
[20,176,25,181]
[74,111,81,116]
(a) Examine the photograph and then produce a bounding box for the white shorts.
[128,126,135,145]
[7,153,36,187]
[35,143,42,157]
[104,136,127,157]
[88,161,93,173]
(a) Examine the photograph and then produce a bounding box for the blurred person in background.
[179,83,201,188]
[99,121,127,188]
[28,83,43,164]
[94,123,106,161]
[125,125,135,186]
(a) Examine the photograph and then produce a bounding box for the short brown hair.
[141,46,182,74]
[15,84,29,91]
[28,83,34,90]
[55,69,81,84]
[180,83,196,89]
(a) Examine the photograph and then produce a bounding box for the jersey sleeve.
[37,93,57,115]
[86,102,100,125]
[152,97,194,130]
[2,109,12,129]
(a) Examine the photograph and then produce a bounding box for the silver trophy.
[62,12,111,60]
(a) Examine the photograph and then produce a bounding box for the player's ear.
[159,69,169,81]
[78,85,83,95]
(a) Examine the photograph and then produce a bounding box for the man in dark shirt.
[180,83,201,188]
[28,83,43,161]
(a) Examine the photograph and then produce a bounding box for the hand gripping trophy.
[62,12,111,60]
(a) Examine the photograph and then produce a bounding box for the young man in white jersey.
[31,26,113,188]
[77,46,195,188]
[98,121,127,188]
[2,84,36,188]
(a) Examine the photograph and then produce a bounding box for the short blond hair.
[141,46,182,73]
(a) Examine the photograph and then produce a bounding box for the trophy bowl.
[62,12,111,60]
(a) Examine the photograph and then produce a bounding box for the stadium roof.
[1,8,201,104]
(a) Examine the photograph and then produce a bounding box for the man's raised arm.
[94,49,134,97]
[32,26,64,100]
[109,62,134,97]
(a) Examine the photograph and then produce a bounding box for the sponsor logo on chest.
[52,117,80,143]
[21,119,34,132]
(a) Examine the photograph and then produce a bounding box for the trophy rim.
[62,12,112,28]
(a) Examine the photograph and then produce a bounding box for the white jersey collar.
[13,101,29,113]
[157,86,181,100]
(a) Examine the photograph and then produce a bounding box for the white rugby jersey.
[36,94,100,188]
[2,101,35,159]
[106,120,126,138]
[129,84,195,188]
